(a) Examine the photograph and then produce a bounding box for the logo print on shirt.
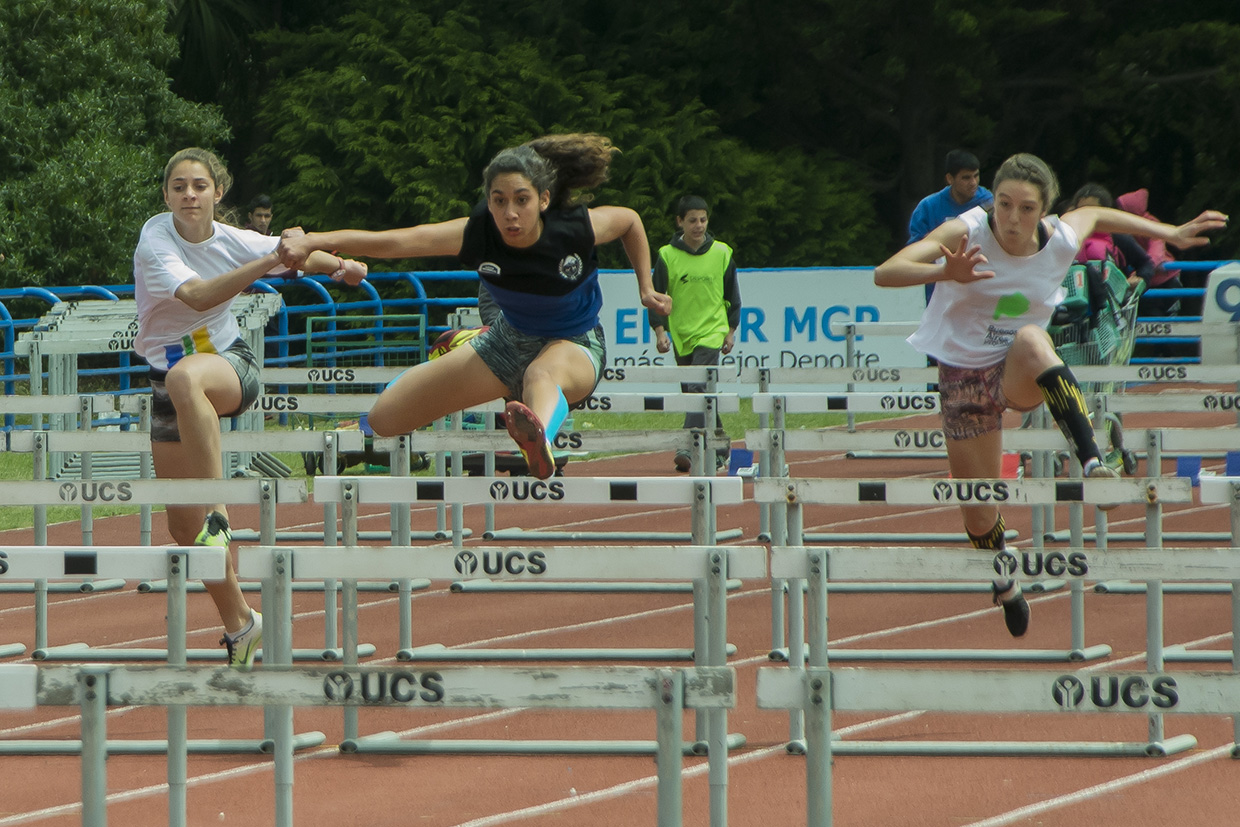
[994,293,1031,319]
[559,254,583,281]
[479,262,501,277]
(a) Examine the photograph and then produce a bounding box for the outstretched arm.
[590,206,672,317]
[873,218,994,287]
[1060,206,1228,252]
[278,218,470,270]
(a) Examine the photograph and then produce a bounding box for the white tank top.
[907,206,1078,369]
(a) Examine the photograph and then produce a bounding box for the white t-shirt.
[907,206,1078,369]
[133,213,280,371]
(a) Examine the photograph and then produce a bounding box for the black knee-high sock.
[968,514,1006,551]
[969,515,1019,596]
[1037,364,1102,467]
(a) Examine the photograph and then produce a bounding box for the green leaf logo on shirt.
[994,293,1030,319]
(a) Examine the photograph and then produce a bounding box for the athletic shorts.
[936,360,1039,441]
[469,313,606,401]
[148,338,261,443]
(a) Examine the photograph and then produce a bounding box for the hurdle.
[240,541,760,766]
[0,477,339,662]
[759,539,1240,825]
[753,475,1192,670]
[21,663,733,827]
[758,664,1240,827]
[0,545,325,766]
[308,475,745,661]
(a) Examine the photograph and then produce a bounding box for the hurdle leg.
[767,399,789,655]
[785,498,806,750]
[393,436,416,651]
[655,669,685,827]
[341,483,361,743]
[805,667,833,827]
[269,547,295,827]
[166,552,189,827]
[80,666,109,827]
[322,432,341,652]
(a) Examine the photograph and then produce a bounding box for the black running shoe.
[992,582,1030,637]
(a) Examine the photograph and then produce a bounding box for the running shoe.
[220,610,262,671]
[505,400,556,480]
[673,450,692,472]
[991,581,1030,638]
[194,511,232,547]
[1086,460,1121,511]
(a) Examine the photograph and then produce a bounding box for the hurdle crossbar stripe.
[34,664,735,710]
[770,545,1240,582]
[751,392,941,414]
[0,546,225,581]
[239,545,768,582]
[757,666,1240,716]
[8,429,366,454]
[745,428,1068,452]
[378,429,732,453]
[0,478,307,506]
[312,475,743,505]
[751,476,1189,506]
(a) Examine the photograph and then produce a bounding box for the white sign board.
[599,268,926,391]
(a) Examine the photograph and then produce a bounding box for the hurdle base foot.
[830,736,1198,757]
[340,732,747,756]
[397,644,733,662]
[769,646,1109,663]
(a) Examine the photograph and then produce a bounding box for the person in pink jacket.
[1116,188,1182,317]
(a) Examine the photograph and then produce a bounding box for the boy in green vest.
[649,196,741,471]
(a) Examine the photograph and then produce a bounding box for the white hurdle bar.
[757,665,1240,827]
[312,474,741,651]
[24,663,733,827]
[765,543,1240,767]
[0,478,311,661]
[239,538,753,752]
[0,545,325,814]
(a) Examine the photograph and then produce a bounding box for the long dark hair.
[482,133,618,209]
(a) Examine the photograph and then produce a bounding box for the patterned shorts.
[149,338,261,443]
[469,314,606,400]
[936,360,1037,440]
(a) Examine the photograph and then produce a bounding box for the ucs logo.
[852,368,901,382]
[58,482,133,503]
[932,481,1008,503]
[307,368,355,383]
[455,550,546,576]
[488,480,565,501]
[880,395,937,411]
[323,670,445,704]
[0,550,8,575]
[107,337,135,351]
[601,367,627,381]
[893,430,944,449]
[1203,395,1240,411]
[572,396,612,411]
[551,432,584,450]
[994,551,1088,578]
[1136,366,1187,381]
[1052,674,1178,710]
[254,395,300,412]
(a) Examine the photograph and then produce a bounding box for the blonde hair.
[162,147,235,223]
[993,153,1059,214]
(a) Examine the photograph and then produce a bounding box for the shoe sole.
[673,455,691,472]
[505,402,556,480]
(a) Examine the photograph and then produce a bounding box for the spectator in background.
[908,149,994,303]
[649,196,740,472]
[1116,188,1184,318]
[245,194,274,236]
[1065,183,1156,297]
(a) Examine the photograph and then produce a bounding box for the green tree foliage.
[249,0,885,269]
[0,0,228,287]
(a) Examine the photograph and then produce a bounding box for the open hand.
[939,234,995,283]
[1167,210,1228,250]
